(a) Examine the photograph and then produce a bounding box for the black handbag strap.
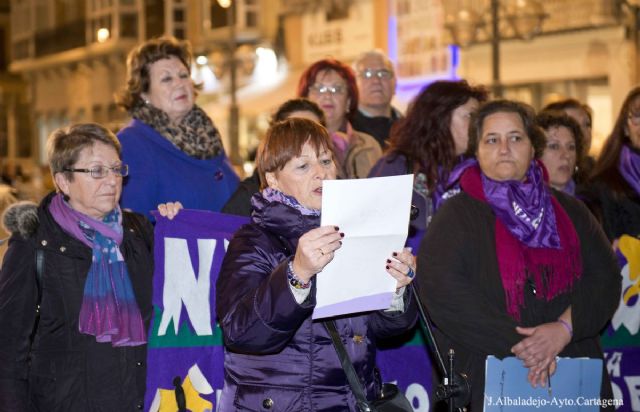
[29,248,44,342]
[35,248,44,311]
[324,320,373,412]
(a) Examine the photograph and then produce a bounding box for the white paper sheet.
[312,174,413,319]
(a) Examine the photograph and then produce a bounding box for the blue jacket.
[117,119,239,220]
[216,193,417,411]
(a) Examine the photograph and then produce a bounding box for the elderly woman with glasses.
[0,123,154,411]
[580,87,640,246]
[298,58,382,178]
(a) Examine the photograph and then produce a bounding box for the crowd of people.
[0,35,636,411]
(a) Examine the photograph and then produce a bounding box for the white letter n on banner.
[158,238,215,336]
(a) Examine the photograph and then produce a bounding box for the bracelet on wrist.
[287,260,312,290]
[557,319,573,337]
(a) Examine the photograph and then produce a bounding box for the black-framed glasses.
[359,68,393,80]
[309,84,346,95]
[63,164,129,179]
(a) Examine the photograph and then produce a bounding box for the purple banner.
[145,210,640,412]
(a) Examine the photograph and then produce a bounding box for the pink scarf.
[460,165,583,320]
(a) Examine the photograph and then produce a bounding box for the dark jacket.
[578,174,640,241]
[221,170,261,217]
[418,189,621,411]
[351,107,402,149]
[216,193,417,411]
[0,193,154,411]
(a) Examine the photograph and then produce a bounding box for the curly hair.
[467,99,546,159]
[591,86,640,193]
[536,110,584,166]
[115,36,198,112]
[297,58,359,120]
[386,80,488,191]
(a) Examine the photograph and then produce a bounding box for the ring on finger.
[406,267,415,279]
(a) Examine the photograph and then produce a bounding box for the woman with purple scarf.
[161,118,418,411]
[0,123,153,411]
[417,100,620,411]
[368,80,488,251]
[580,87,640,246]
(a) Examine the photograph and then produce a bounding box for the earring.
[144,99,150,105]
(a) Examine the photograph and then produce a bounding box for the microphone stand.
[409,282,470,411]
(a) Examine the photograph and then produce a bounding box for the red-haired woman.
[298,58,381,178]
[368,80,488,250]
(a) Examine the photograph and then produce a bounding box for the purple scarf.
[461,164,582,320]
[481,160,561,249]
[261,187,320,216]
[562,179,576,196]
[619,144,640,196]
[49,194,146,347]
[432,157,477,212]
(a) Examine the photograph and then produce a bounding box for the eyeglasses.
[629,111,640,125]
[359,68,393,80]
[63,164,129,179]
[309,84,346,96]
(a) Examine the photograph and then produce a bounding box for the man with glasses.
[352,50,403,148]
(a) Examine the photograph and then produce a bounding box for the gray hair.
[47,123,121,183]
[352,49,395,73]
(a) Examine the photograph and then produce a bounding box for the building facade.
[6,0,640,186]
[7,0,279,186]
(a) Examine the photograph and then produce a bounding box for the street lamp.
[218,0,242,166]
[446,0,547,98]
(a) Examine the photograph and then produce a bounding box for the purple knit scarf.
[49,194,145,347]
[261,187,320,216]
[619,144,640,196]
[481,160,561,249]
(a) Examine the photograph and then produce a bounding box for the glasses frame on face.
[63,164,129,179]
[308,84,346,96]
[359,68,393,80]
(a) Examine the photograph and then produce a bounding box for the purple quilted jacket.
[216,193,417,411]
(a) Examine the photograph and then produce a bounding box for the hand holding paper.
[312,174,414,319]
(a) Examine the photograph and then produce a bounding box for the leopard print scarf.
[130,102,224,159]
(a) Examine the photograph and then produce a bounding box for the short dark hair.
[271,98,326,127]
[256,118,334,189]
[536,110,584,165]
[543,98,592,125]
[467,99,546,158]
[116,36,198,111]
[47,123,121,184]
[297,58,359,119]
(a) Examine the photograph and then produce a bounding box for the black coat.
[418,190,621,411]
[0,193,154,411]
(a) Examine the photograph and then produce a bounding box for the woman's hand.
[511,322,571,387]
[292,226,343,283]
[157,202,183,220]
[386,247,416,290]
